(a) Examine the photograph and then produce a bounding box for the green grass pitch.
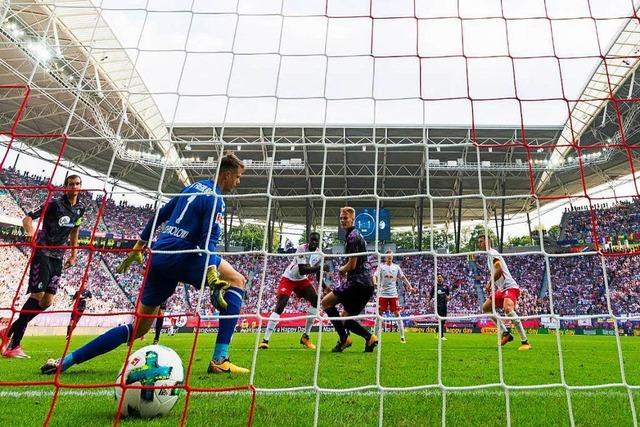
[0,332,638,426]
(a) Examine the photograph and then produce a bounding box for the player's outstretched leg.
[5,293,52,358]
[300,307,317,350]
[394,312,406,343]
[208,260,249,374]
[41,305,158,374]
[482,299,512,346]
[503,298,531,351]
[259,295,290,350]
[299,286,319,350]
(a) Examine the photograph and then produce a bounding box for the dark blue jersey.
[344,226,371,283]
[140,179,224,266]
[28,195,85,259]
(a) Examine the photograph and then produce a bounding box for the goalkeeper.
[41,153,250,375]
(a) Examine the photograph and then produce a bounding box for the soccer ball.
[114,345,184,418]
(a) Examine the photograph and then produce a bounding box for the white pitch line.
[0,389,633,398]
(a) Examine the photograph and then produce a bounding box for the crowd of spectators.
[1,166,639,322]
[0,167,155,238]
[561,198,640,242]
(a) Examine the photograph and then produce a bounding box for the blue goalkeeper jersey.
[139,179,224,264]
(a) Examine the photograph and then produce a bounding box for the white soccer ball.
[114,345,184,418]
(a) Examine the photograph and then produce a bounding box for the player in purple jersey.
[321,207,378,353]
[1,175,85,358]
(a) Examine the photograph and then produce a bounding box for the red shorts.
[493,288,520,309]
[276,276,313,297]
[378,297,400,313]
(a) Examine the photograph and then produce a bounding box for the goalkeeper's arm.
[116,240,146,274]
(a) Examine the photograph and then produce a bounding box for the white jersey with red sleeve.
[374,263,405,297]
[488,248,518,290]
[282,243,322,282]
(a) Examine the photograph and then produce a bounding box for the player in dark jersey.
[1,175,85,358]
[41,153,250,375]
[431,274,450,340]
[66,288,92,339]
[321,207,378,353]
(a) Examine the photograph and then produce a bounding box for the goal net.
[0,0,639,425]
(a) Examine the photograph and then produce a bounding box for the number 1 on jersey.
[176,194,197,224]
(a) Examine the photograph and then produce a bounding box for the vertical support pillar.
[455,179,463,253]
[500,179,506,252]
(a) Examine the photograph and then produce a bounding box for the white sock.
[490,315,508,334]
[507,310,528,342]
[264,312,280,341]
[396,316,405,339]
[305,307,317,336]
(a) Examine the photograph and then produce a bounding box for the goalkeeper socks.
[213,288,244,362]
[71,324,133,366]
[305,307,317,336]
[325,306,347,341]
[264,312,280,341]
[9,297,43,348]
[154,316,164,342]
[344,319,372,341]
[507,310,528,342]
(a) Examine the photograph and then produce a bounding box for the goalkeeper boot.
[40,358,61,374]
[331,336,352,353]
[518,341,532,351]
[258,339,269,350]
[3,345,30,359]
[500,332,514,346]
[364,334,379,353]
[207,358,250,374]
[300,333,316,350]
[400,337,406,344]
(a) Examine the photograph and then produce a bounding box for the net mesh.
[0,0,639,426]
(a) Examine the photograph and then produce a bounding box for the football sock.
[396,317,405,339]
[213,288,244,362]
[304,307,317,336]
[9,297,43,349]
[69,324,134,369]
[507,310,528,342]
[374,317,381,336]
[440,318,446,337]
[344,319,372,341]
[325,306,348,341]
[154,315,164,342]
[490,315,509,334]
[264,312,280,341]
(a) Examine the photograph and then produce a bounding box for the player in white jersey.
[479,234,531,351]
[259,232,328,350]
[373,250,415,343]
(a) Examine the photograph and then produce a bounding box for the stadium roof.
[1,1,640,228]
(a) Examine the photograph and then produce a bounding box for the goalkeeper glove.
[207,265,230,310]
[116,241,145,274]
